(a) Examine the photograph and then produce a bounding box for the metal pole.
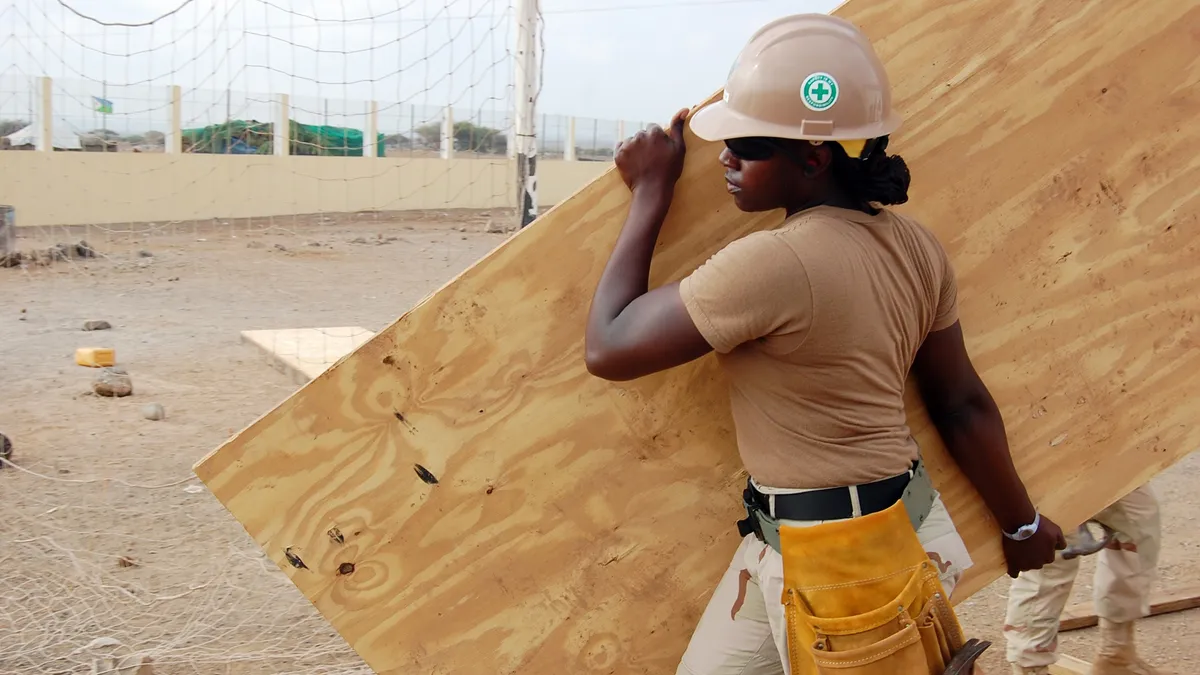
[102,81,109,151]
[513,0,539,229]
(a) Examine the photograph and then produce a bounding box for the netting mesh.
[0,1,656,673]
[0,1,547,673]
[2,458,374,674]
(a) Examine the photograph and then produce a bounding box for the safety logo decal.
[802,72,838,112]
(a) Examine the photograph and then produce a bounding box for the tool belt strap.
[739,459,937,553]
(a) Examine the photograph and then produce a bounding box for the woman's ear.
[809,142,834,176]
[795,140,833,178]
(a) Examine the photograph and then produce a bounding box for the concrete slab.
[240,327,375,384]
[1049,655,1091,674]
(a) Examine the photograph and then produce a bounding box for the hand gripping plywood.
[193,1,1200,672]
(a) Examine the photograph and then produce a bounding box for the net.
[0,1,645,673]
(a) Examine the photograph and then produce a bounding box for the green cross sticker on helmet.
[802,72,839,112]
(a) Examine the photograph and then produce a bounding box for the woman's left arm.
[585,108,714,381]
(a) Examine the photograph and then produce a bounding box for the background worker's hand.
[614,107,690,193]
[1001,513,1067,578]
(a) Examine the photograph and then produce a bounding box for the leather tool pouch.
[779,499,981,674]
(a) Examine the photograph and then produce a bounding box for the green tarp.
[181,119,385,156]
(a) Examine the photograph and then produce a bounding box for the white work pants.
[1002,484,1161,668]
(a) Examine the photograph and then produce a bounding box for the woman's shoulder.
[698,227,803,275]
[874,207,946,240]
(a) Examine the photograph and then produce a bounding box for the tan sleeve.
[931,239,960,331]
[678,231,813,354]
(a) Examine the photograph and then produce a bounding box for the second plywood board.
[241,327,376,383]
[196,1,1200,673]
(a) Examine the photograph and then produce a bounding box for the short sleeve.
[931,241,959,331]
[678,231,813,354]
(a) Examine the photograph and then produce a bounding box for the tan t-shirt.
[679,205,959,489]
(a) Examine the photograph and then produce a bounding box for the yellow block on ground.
[240,327,375,384]
[75,347,115,368]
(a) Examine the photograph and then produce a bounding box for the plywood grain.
[193,0,1200,672]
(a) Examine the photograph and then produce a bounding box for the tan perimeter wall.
[0,152,611,228]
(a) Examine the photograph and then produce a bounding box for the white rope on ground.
[1,456,199,489]
[1,451,373,674]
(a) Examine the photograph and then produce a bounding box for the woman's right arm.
[911,321,1066,578]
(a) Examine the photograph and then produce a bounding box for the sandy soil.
[1,211,1195,674]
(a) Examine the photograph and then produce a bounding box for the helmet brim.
[690,97,902,143]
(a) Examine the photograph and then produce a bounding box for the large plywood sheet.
[193,1,1200,673]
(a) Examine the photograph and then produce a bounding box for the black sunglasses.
[724,136,883,162]
[724,137,792,162]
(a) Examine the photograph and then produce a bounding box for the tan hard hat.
[690,13,901,158]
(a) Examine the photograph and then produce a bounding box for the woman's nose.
[719,147,738,169]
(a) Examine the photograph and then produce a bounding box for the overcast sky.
[0,0,839,138]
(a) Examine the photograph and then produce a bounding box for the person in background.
[1004,483,1169,675]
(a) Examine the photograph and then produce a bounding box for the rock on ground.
[0,432,11,467]
[141,404,166,421]
[83,320,113,331]
[93,369,133,397]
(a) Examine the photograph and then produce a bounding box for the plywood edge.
[1059,585,1200,632]
[192,326,379,481]
[514,85,725,226]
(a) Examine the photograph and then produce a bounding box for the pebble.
[485,219,505,234]
[93,368,133,397]
[246,241,266,249]
[83,320,112,331]
[138,250,153,258]
[0,432,12,467]
[141,403,166,421]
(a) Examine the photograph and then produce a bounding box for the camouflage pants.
[674,492,972,675]
[1002,483,1162,668]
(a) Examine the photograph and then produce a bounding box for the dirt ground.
[1,210,1195,674]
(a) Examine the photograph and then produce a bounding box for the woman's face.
[719,138,828,213]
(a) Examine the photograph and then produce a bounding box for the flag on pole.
[92,96,113,114]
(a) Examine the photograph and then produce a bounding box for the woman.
[585,13,1066,675]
